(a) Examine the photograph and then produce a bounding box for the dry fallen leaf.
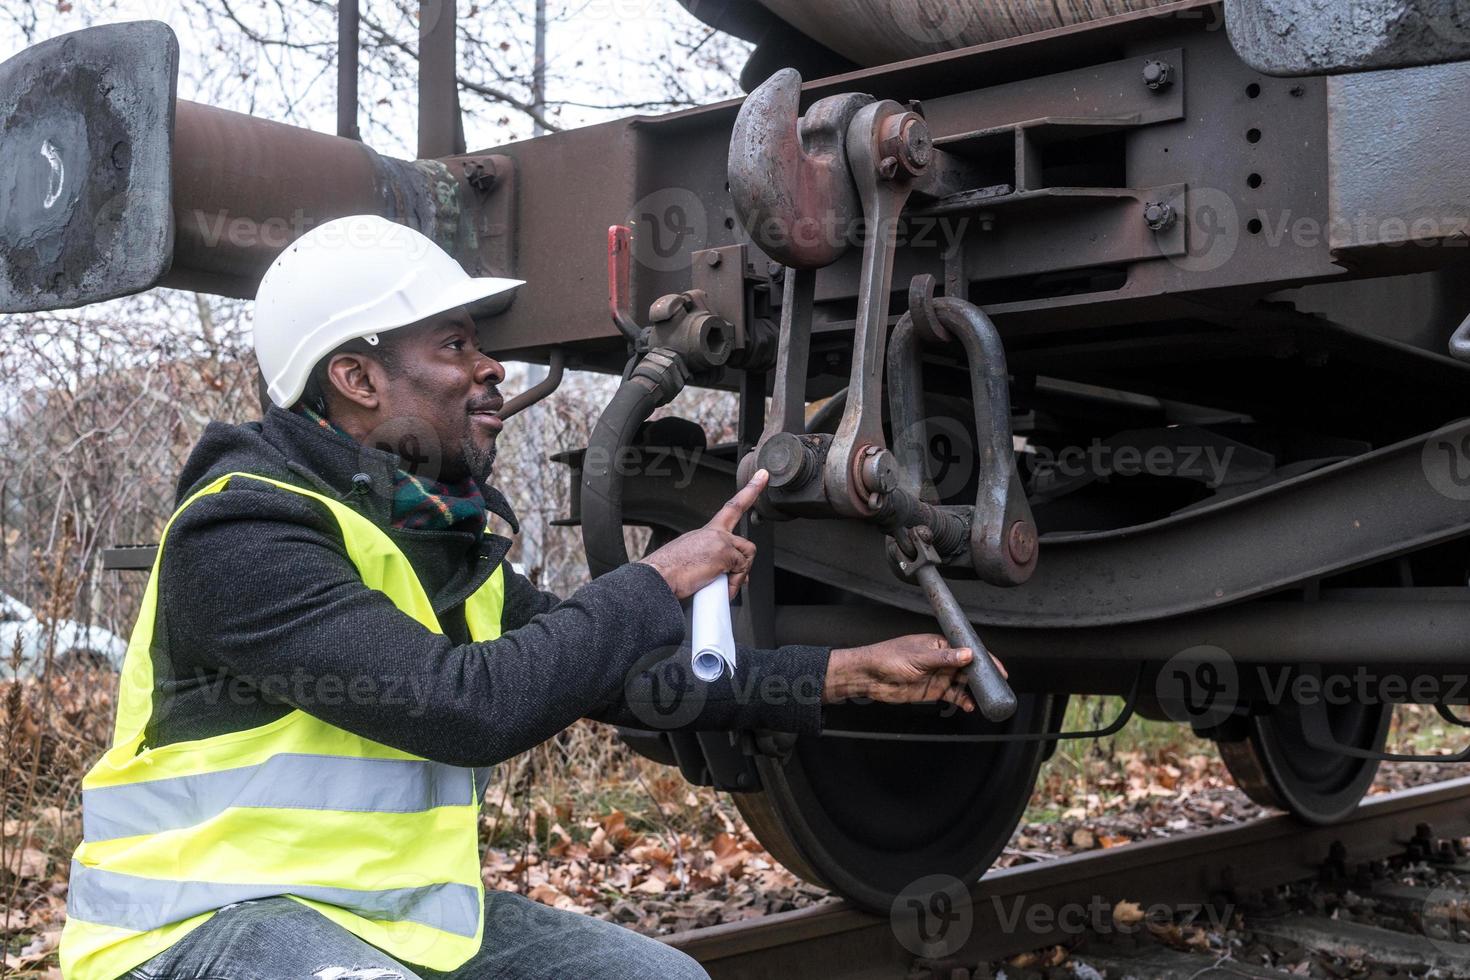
[546,823,574,858]
[2,928,60,971]
[627,844,673,868]
[1113,900,1146,926]
[598,811,637,848]
[4,847,48,879]
[1008,946,1068,970]
[587,826,614,860]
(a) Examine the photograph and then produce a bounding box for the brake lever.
[825,99,923,518]
[890,527,1017,722]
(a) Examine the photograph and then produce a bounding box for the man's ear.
[325,351,381,410]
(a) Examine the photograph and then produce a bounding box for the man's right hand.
[637,469,769,601]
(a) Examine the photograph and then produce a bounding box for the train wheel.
[733,694,1055,912]
[1217,695,1391,825]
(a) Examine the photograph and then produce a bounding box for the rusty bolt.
[879,111,932,180]
[896,117,932,171]
[1143,201,1176,232]
[462,159,498,193]
[1007,521,1037,565]
[761,432,816,489]
[705,251,723,268]
[858,447,899,495]
[1143,60,1173,91]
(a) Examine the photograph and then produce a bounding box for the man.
[61,215,986,980]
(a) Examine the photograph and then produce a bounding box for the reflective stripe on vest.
[81,754,478,842]
[60,472,504,980]
[67,862,483,937]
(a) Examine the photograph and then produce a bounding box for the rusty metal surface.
[0,23,514,310]
[743,0,1186,67]
[166,99,508,297]
[888,289,1036,584]
[0,21,177,312]
[666,778,1470,979]
[727,68,869,269]
[13,5,1412,352]
[823,98,916,518]
[484,7,1353,363]
[1226,0,1470,75]
[23,0,1464,351]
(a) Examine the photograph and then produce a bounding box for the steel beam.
[591,419,1470,628]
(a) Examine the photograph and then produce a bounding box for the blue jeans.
[123,892,709,980]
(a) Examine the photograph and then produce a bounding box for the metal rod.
[500,348,565,419]
[165,100,461,296]
[336,0,360,141]
[765,268,815,440]
[418,0,462,158]
[769,599,1470,667]
[913,559,1017,722]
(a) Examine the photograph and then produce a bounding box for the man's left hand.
[823,635,1009,714]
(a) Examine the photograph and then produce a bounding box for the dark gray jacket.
[146,407,829,767]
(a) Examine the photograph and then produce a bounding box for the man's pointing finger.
[707,469,769,532]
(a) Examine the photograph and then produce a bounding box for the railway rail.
[665,777,1470,979]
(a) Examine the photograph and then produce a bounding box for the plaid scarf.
[299,407,488,538]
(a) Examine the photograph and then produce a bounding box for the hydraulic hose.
[580,347,689,578]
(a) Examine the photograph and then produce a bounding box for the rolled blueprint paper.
[690,574,737,682]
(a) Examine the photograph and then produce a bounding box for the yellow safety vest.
[60,472,504,980]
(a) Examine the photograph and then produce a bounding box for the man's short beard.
[461,437,497,484]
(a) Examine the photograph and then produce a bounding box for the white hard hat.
[254,214,523,408]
